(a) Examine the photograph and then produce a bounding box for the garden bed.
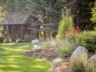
[23,48,71,72]
[23,48,57,62]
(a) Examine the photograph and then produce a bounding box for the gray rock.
[88,55,96,63]
[32,45,41,51]
[31,39,39,43]
[70,46,87,60]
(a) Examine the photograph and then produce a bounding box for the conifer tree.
[26,0,76,37]
[76,0,94,30]
[91,1,96,23]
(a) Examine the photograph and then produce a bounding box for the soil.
[23,48,57,62]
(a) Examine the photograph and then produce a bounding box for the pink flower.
[53,67,55,69]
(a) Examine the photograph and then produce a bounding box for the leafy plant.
[24,34,33,43]
[75,31,96,50]
[70,57,87,72]
[86,66,93,72]
[56,9,73,40]
[42,43,52,49]
[0,36,4,43]
[65,26,80,42]
[54,39,77,58]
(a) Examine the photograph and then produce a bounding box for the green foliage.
[65,26,80,42]
[0,32,4,43]
[0,36,4,43]
[86,67,93,72]
[56,10,73,40]
[70,58,87,72]
[91,1,96,23]
[76,0,94,30]
[76,31,96,50]
[24,34,33,43]
[26,0,76,33]
[52,39,77,58]
[42,43,52,49]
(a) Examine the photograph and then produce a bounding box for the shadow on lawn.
[0,43,51,72]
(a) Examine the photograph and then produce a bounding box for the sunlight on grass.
[7,58,15,61]
[6,55,22,57]
[7,61,17,63]
[0,70,21,72]
[0,43,51,72]
[0,43,15,45]
[31,65,46,68]
[8,65,20,68]
[0,65,7,67]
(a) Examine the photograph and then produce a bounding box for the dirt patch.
[23,48,57,62]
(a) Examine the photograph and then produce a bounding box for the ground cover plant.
[0,43,51,72]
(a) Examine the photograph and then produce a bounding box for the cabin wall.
[26,16,40,39]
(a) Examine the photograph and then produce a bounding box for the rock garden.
[22,30,96,72]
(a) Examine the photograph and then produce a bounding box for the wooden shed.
[0,11,40,42]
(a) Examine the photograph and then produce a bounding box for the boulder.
[88,55,96,63]
[31,39,39,44]
[32,45,41,51]
[70,46,87,60]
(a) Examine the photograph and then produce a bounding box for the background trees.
[75,0,94,30]
[26,0,76,38]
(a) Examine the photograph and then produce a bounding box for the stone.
[32,45,41,51]
[53,58,63,66]
[88,55,96,63]
[31,39,39,43]
[70,46,87,60]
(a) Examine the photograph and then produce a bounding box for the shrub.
[24,34,33,43]
[53,39,77,58]
[76,31,96,50]
[56,9,73,40]
[86,66,93,72]
[65,26,80,42]
[0,32,4,43]
[42,42,52,49]
[0,36,4,43]
[70,57,87,72]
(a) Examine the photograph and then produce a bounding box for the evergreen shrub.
[56,9,73,40]
[0,36,4,43]
[0,33,4,43]
[24,34,33,43]
[76,31,96,50]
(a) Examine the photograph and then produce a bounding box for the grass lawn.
[0,43,51,72]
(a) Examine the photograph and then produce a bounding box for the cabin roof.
[0,11,32,25]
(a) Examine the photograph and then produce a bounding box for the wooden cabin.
[0,12,40,42]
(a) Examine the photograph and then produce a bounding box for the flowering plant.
[65,26,80,42]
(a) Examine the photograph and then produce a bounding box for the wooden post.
[11,25,13,41]
[21,25,23,39]
[3,25,5,36]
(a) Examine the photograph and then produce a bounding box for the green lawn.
[0,43,51,72]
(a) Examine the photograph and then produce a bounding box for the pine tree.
[5,0,30,12]
[26,0,76,38]
[75,0,94,30]
[91,1,96,23]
